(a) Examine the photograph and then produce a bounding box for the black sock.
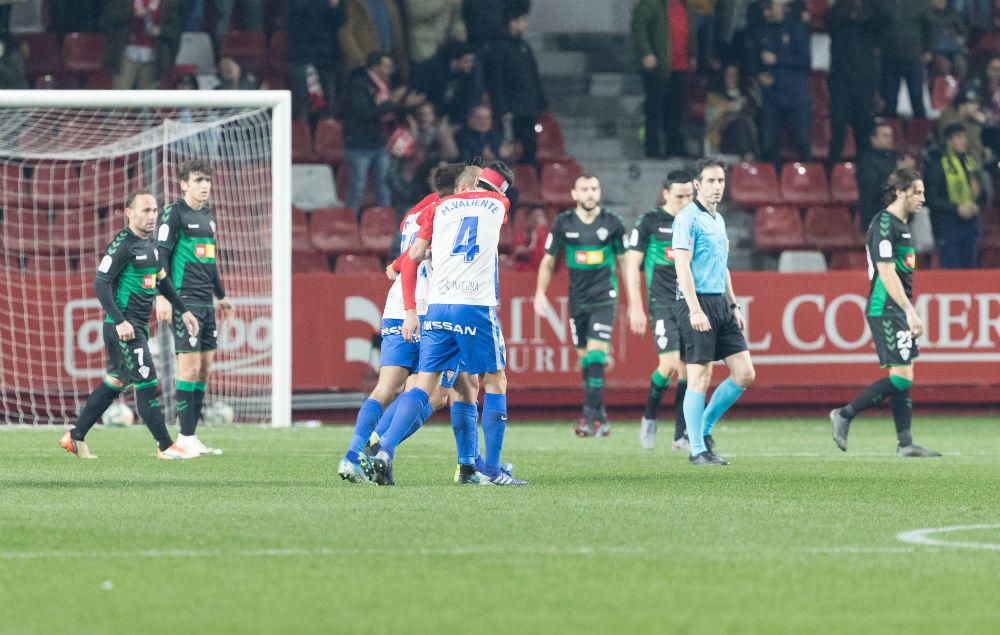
[72,381,122,441]
[674,380,688,441]
[587,363,606,414]
[841,377,903,419]
[643,370,669,420]
[176,380,198,436]
[192,387,206,427]
[889,389,913,446]
[137,382,173,451]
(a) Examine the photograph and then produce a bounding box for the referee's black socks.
[71,379,123,441]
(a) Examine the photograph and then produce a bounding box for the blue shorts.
[380,318,462,386]
[418,304,506,376]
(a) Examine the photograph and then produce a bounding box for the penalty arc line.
[895,524,1000,552]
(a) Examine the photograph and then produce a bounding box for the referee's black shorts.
[676,294,748,364]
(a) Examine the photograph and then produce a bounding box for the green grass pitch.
[2,418,998,635]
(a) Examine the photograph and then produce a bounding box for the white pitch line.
[896,524,1000,552]
[0,545,650,561]
[803,546,916,554]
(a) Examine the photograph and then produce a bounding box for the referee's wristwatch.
[730,302,742,311]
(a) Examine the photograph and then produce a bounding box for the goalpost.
[0,90,291,427]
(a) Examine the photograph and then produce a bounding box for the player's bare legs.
[174,351,222,455]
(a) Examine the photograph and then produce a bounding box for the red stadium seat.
[498,223,514,254]
[753,205,805,252]
[730,162,780,208]
[780,162,830,206]
[903,118,934,156]
[931,75,959,111]
[50,209,104,255]
[314,119,345,167]
[829,250,868,270]
[291,119,316,163]
[808,0,828,31]
[830,162,859,205]
[688,74,709,124]
[84,72,113,90]
[810,72,830,115]
[0,163,27,210]
[359,206,397,255]
[513,164,542,206]
[803,206,858,250]
[32,162,79,207]
[292,249,331,273]
[540,160,582,211]
[535,113,568,162]
[34,72,81,89]
[61,32,107,73]
[335,254,383,274]
[1,210,55,255]
[19,32,62,76]
[308,207,360,256]
[220,31,267,74]
[79,160,141,208]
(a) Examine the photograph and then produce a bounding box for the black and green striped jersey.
[95,229,161,326]
[628,208,680,307]
[156,200,224,305]
[866,210,916,317]
[545,209,627,309]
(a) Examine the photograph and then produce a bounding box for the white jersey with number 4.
[418,191,509,307]
[383,201,433,319]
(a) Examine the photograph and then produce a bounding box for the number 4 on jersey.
[451,216,480,263]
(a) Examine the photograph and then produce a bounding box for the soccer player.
[533,173,627,437]
[624,171,694,450]
[673,157,756,466]
[373,162,525,486]
[337,162,478,483]
[60,192,201,460]
[155,159,234,456]
[830,169,940,457]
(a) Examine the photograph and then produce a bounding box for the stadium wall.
[291,270,1000,412]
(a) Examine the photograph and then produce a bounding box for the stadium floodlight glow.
[0,90,291,427]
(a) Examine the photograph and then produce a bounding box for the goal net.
[0,91,291,426]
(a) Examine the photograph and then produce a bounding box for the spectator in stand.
[513,206,550,272]
[405,0,466,68]
[344,52,422,217]
[857,121,918,228]
[413,40,482,124]
[101,0,182,90]
[961,0,996,40]
[289,0,346,121]
[215,56,258,89]
[339,0,409,82]
[491,0,547,165]
[928,0,969,77]
[455,104,515,163]
[753,0,811,164]
[704,64,759,160]
[925,123,985,268]
[960,55,1000,163]
[876,0,932,119]
[463,0,504,52]
[689,0,718,70]
[827,0,882,163]
[388,102,460,205]
[0,33,26,89]
[631,0,696,158]
[212,0,264,46]
[937,88,991,166]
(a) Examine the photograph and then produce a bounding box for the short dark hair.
[484,160,515,188]
[871,120,893,137]
[943,123,967,141]
[882,168,922,205]
[573,172,600,187]
[504,0,531,22]
[177,159,214,181]
[663,170,694,190]
[694,156,726,179]
[126,189,156,209]
[434,162,467,195]
[465,155,487,168]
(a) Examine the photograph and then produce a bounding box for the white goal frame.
[0,90,292,427]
